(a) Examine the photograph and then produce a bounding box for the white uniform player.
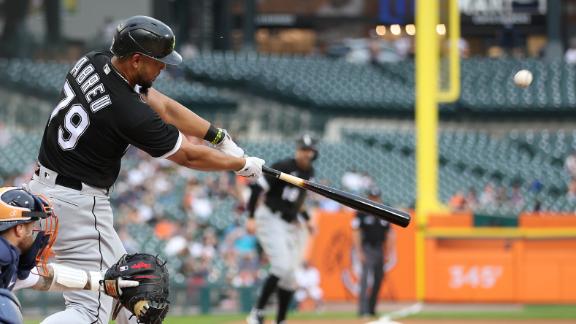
[29,15,264,324]
[246,135,318,324]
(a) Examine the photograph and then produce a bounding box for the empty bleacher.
[460,58,576,113]
[344,128,576,212]
[0,58,237,109]
[0,131,42,178]
[183,51,414,112]
[183,52,576,115]
[3,55,576,116]
[2,128,574,211]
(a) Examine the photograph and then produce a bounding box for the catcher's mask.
[0,187,58,275]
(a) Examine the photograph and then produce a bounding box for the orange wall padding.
[428,212,473,227]
[308,210,576,303]
[306,210,416,302]
[520,213,576,227]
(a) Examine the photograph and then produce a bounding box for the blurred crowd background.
[2,0,576,315]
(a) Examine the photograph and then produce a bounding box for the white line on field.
[365,302,424,324]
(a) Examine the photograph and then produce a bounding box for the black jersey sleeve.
[246,183,263,218]
[273,159,292,170]
[116,99,181,158]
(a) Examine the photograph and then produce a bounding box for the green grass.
[407,305,576,320]
[158,305,576,323]
[25,312,359,324]
[161,314,245,324]
[131,312,368,323]
[24,305,576,324]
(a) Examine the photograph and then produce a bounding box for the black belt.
[35,169,83,191]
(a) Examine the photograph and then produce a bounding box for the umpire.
[352,186,394,317]
[245,134,318,324]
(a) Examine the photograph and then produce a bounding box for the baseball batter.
[246,135,318,324]
[28,15,264,324]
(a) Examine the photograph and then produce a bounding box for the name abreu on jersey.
[68,55,112,113]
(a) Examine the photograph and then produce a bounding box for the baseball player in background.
[28,15,265,324]
[245,135,318,324]
[352,187,396,318]
[0,187,139,324]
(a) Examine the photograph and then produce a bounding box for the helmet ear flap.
[312,150,318,161]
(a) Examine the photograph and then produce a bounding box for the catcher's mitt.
[104,253,170,324]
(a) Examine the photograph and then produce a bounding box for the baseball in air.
[513,69,533,88]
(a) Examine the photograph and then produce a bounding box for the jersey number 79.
[48,81,90,151]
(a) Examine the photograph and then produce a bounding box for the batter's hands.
[245,218,257,235]
[214,129,245,157]
[236,156,265,178]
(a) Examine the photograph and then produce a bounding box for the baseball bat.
[262,166,411,228]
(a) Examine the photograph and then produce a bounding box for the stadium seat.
[0,59,236,108]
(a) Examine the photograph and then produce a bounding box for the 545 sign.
[449,265,503,289]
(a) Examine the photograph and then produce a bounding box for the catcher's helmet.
[296,134,319,161]
[0,187,51,231]
[0,187,58,275]
[111,15,182,65]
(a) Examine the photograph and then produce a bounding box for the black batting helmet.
[296,134,319,161]
[111,15,182,65]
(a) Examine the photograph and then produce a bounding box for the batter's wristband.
[204,125,225,145]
